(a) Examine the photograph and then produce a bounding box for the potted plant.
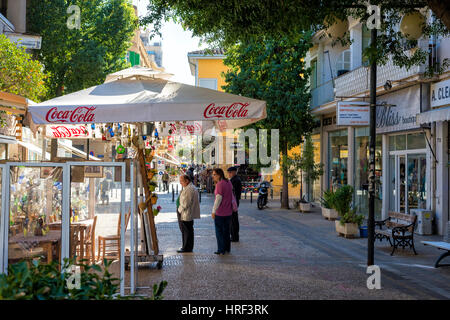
[287,135,324,213]
[320,189,338,220]
[333,185,364,238]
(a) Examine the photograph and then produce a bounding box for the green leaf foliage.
[142,0,449,74]
[332,185,365,226]
[0,34,48,102]
[27,0,137,99]
[221,34,315,208]
[222,34,315,150]
[0,258,167,300]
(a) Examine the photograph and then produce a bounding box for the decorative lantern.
[400,11,425,41]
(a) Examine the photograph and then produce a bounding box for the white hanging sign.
[46,124,91,139]
[337,101,370,126]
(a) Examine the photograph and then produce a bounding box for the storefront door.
[389,153,427,213]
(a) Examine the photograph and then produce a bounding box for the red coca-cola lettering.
[45,106,96,123]
[49,125,89,138]
[169,122,202,135]
[203,102,249,119]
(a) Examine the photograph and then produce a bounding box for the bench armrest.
[374,218,389,229]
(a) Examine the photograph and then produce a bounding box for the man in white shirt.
[176,174,201,253]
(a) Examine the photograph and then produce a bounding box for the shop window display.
[8,166,62,265]
[388,132,427,213]
[354,128,382,219]
[328,129,348,190]
[70,166,131,266]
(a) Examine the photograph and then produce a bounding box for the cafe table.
[8,229,61,264]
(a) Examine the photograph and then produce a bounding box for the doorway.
[389,153,427,213]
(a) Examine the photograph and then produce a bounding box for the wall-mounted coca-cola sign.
[45,106,96,123]
[203,102,249,119]
[46,125,91,139]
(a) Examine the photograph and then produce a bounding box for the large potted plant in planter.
[333,185,364,238]
[320,189,338,220]
[287,135,324,213]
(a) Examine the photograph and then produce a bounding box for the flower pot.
[151,196,158,205]
[147,171,155,180]
[299,202,312,212]
[322,207,338,220]
[335,220,359,238]
[359,226,368,238]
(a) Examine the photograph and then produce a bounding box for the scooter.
[257,179,273,210]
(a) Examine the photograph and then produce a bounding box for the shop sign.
[160,122,203,136]
[46,124,91,139]
[337,101,370,126]
[375,85,421,134]
[431,78,450,108]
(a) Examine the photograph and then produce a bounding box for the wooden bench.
[374,211,417,256]
[421,241,450,268]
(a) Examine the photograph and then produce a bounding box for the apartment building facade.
[308,16,449,235]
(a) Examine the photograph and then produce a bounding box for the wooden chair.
[83,216,97,265]
[97,210,131,263]
[70,224,82,262]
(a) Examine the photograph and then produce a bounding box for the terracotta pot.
[147,171,155,180]
[151,196,158,205]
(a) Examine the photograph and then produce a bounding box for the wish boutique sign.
[376,85,421,134]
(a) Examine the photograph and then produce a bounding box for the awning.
[17,140,50,158]
[0,134,17,144]
[57,140,100,161]
[17,139,100,161]
[416,106,450,124]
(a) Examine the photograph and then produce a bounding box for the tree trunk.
[281,140,289,209]
[428,0,450,31]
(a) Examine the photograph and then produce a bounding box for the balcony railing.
[310,80,334,109]
[335,59,424,98]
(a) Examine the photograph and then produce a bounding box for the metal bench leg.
[390,238,397,256]
[411,240,418,255]
[434,251,450,268]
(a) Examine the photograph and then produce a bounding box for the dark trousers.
[230,211,239,241]
[163,181,169,191]
[177,211,194,251]
[214,215,231,254]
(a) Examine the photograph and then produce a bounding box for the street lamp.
[367,11,422,266]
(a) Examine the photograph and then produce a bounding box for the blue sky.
[133,0,207,85]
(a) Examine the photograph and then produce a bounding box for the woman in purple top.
[211,168,233,255]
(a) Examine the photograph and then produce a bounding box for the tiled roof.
[188,48,226,56]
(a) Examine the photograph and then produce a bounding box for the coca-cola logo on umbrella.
[203,102,249,119]
[45,106,96,123]
[47,125,90,138]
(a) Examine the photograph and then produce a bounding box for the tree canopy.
[222,34,315,208]
[0,34,47,102]
[142,0,449,71]
[27,0,137,99]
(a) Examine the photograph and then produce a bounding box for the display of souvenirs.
[9,167,62,238]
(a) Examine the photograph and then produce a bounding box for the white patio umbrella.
[28,78,266,132]
[104,65,174,82]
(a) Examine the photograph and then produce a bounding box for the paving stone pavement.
[117,186,450,300]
